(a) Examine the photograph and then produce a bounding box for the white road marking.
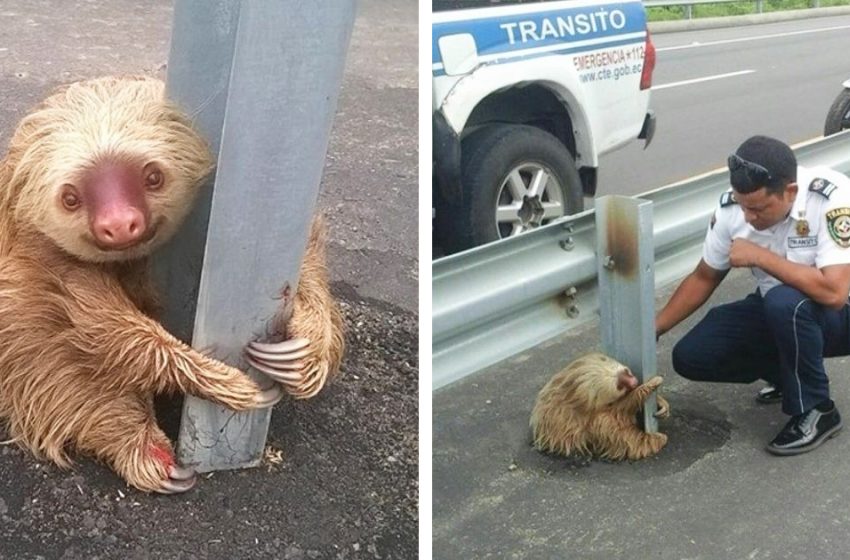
[652,69,755,91]
[657,24,850,52]
[641,135,828,193]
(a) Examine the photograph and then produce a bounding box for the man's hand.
[655,259,728,341]
[730,238,767,268]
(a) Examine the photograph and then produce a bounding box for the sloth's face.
[11,76,213,263]
[569,353,637,409]
[46,156,184,263]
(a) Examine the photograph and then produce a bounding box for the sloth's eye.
[61,187,81,211]
[144,166,164,190]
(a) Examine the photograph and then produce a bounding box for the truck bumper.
[638,110,656,149]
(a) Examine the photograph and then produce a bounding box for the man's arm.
[730,238,850,309]
[656,259,728,338]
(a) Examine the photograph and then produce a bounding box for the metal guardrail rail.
[432,131,850,391]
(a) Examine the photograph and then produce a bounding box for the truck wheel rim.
[495,162,564,238]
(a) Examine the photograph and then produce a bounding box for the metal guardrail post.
[596,196,658,433]
[685,4,693,19]
[756,0,764,13]
[155,0,356,472]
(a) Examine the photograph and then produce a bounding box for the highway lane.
[596,14,850,199]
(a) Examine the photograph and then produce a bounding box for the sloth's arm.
[65,272,281,410]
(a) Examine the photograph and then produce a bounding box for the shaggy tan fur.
[279,215,345,399]
[0,76,344,492]
[530,353,670,461]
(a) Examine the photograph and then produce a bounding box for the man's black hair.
[729,135,797,195]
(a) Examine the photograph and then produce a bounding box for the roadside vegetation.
[648,0,850,22]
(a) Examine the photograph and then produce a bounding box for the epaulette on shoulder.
[809,177,838,199]
[719,191,737,208]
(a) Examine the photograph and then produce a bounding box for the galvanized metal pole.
[155,0,356,472]
[596,196,658,433]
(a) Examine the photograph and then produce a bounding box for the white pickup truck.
[433,0,657,254]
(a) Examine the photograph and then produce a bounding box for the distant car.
[432,0,656,255]
[825,79,850,136]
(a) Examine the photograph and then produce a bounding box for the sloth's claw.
[248,337,310,355]
[251,383,285,408]
[154,466,197,494]
[244,347,306,369]
[247,355,304,384]
[168,465,196,481]
[246,346,311,362]
[654,396,671,418]
[157,477,196,494]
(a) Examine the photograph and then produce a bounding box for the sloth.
[530,352,669,461]
[0,75,344,493]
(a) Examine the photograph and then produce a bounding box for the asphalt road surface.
[597,14,850,199]
[0,2,418,559]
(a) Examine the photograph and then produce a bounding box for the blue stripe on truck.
[432,2,647,72]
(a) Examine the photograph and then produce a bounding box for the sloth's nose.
[616,369,638,391]
[92,206,147,248]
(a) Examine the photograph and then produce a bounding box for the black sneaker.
[766,406,843,456]
[756,384,782,404]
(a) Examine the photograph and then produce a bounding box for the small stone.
[284,545,305,560]
[0,497,7,515]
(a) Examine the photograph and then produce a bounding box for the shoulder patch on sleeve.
[719,191,737,207]
[810,177,838,199]
[827,207,850,247]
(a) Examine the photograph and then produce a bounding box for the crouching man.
[655,135,850,455]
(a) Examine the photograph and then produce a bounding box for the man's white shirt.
[703,165,850,295]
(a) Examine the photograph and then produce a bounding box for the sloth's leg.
[75,393,196,494]
[625,431,668,460]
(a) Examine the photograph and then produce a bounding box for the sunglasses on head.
[727,153,772,186]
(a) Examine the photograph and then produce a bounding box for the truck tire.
[441,124,583,254]
[824,88,850,136]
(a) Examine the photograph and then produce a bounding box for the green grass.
[648,0,850,22]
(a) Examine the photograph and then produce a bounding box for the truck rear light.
[640,30,656,91]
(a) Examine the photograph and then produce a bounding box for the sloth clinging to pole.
[0,75,344,493]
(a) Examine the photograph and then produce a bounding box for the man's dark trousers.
[672,284,850,416]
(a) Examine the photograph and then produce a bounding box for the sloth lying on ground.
[530,352,670,460]
[0,76,344,493]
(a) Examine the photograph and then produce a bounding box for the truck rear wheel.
[441,124,583,254]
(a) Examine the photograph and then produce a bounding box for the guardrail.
[644,0,824,19]
[432,131,850,391]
